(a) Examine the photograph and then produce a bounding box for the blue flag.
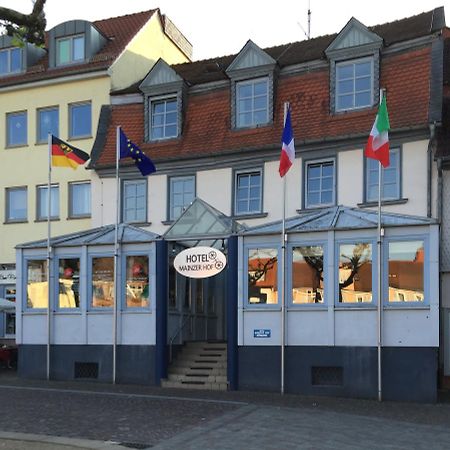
[119,128,156,176]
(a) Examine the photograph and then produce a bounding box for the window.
[58,258,80,308]
[122,180,147,223]
[5,187,27,222]
[305,160,335,208]
[150,97,178,140]
[366,148,400,202]
[125,255,149,308]
[69,102,91,138]
[91,257,114,308]
[69,181,91,218]
[26,259,48,309]
[234,170,262,215]
[236,78,268,127]
[4,312,15,337]
[169,176,195,221]
[0,47,21,75]
[247,247,278,305]
[37,184,59,220]
[37,107,59,143]
[388,240,424,303]
[336,58,373,111]
[6,111,27,147]
[56,35,85,66]
[338,243,373,304]
[292,245,324,304]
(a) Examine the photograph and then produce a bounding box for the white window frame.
[122,179,147,224]
[0,47,21,75]
[335,57,373,112]
[69,102,91,139]
[236,77,269,128]
[37,106,59,143]
[234,169,262,216]
[5,186,27,223]
[366,148,401,202]
[304,159,336,208]
[36,184,59,221]
[149,95,178,141]
[69,181,91,219]
[169,175,195,221]
[6,111,27,147]
[56,34,85,66]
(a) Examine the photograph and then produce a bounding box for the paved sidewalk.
[1,374,450,449]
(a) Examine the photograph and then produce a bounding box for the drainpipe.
[428,123,436,218]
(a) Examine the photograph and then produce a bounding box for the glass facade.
[58,258,80,308]
[125,255,149,308]
[292,246,324,304]
[91,257,114,308]
[247,248,278,304]
[27,259,48,309]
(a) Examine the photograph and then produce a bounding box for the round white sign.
[174,246,227,279]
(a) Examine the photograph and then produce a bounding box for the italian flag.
[365,95,390,168]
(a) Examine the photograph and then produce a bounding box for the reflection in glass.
[91,257,114,308]
[196,280,204,313]
[125,255,149,308]
[338,243,372,303]
[248,248,278,304]
[388,241,424,302]
[58,258,80,308]
[292,246,324,304]
[27,260,48,308]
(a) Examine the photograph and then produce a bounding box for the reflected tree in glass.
[248,248,278,304]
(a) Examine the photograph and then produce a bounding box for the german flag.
[51,136,90,169]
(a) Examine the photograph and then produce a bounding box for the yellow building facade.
[0,9,191,296]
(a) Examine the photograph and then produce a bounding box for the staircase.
[162,341,228,391]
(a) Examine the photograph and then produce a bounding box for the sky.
[1,0,450,61]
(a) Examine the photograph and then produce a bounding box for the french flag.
[279,106,295,177]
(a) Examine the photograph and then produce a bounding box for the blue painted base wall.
[238,346,438,402]
[18,345,156,385]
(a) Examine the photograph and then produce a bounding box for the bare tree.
[0,0,47,46]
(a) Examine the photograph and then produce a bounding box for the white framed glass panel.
[69,102,91,138]
[5,312,15,337]
[236,78,269,127]
[305,160,335,208]
[0,47,21,75]
[91,257,114,308]
[366,148,400,202]
[235,170,262,215]
[123,180,147,223]
[247,247,278,305]
[338,243,373,303]
[169,176,195,220]
[292,245,324,304]
[58,258,80,308]
[336,58,373,111]
[125,255,149,308]
[150,97,178,140]
[7,111,27,146]
[37,184,59,220]
[388,240,424,303]
[56,35,85,66]
[6,187,27,222]
[26,259,48,309]
[69,182,91,218]
[37,107,59,143]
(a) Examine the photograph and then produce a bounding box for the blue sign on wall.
[254,329,271,338]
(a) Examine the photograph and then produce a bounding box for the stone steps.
[161,341,228,391]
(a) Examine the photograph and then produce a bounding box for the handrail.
[169,314,192,363]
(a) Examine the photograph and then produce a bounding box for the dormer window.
[56,35,85,66]
[150,96,178,140]
[335,58,373,111]
[236,77,269,127]
[0,47,21,75]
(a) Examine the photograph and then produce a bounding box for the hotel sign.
[174,246,227,279]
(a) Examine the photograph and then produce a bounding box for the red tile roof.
[0,9,157,88]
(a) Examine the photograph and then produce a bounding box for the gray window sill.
[358,198,408,208]
[67,215,91,220]
[4,220,28,224]
[231,212,268,220]
[35,218,60,223]
[124,222,152,227]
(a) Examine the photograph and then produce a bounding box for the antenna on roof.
[297,0,311,40]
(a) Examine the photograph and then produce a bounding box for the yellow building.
[0,8,192,301]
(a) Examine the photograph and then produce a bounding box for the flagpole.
[46,133,52,380]
[113,126,120,384]
[281,102,289,395]
[377,89,384,402]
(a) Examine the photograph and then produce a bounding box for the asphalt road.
[1,373,450,449]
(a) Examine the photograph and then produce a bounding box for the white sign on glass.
[174,246,227,279]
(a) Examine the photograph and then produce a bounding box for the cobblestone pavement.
[1,373,450,449]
